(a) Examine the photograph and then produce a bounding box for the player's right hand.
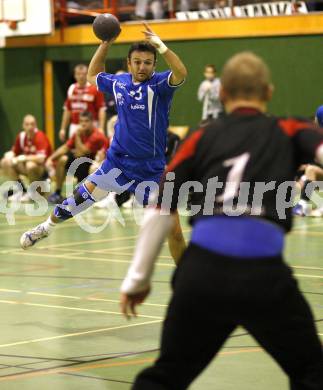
[120,287,151,320]
[59,129,66,142]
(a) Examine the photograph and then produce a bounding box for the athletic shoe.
[20,223,50,250]
[48,192,64,204]
[292,202,311,216]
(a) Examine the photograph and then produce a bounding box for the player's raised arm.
[142,23,187,85]
[87,41,114,86]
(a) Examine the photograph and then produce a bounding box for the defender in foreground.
[121,52,323,389]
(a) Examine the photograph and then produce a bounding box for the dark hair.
[205,64,216,72]
[74,63,88,71]
[128,41,157,63]
[79,111,93,120]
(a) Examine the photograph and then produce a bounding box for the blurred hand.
[142,23,165,52]
[16,154,27,163]
[103,36,118,45]
[120,286,151,320]
[59,129,66,142]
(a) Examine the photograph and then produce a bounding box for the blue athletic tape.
[54,184,95,221]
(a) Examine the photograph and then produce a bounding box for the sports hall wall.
[1,33,323,154]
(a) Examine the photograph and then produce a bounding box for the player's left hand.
[120,286,151,320]
[142,23,167,54]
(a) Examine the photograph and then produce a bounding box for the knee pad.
[53,183,95,221]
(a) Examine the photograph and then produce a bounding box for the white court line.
[34,229,191,251]
[291,230,323,237]
[294,273,323,280]
[0,319,162,349]
[87,297,167,308]
[12,250,175,267]
[0,299,162,320]
[38,235,139,249]
[0,288,21,293]
[292,265,323,271]
[29,292,80,300]
[0,289,168,308]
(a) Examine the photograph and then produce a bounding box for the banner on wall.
[176,1,308,20]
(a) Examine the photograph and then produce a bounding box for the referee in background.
[120,52,323,390]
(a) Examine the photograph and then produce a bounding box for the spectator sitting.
[46,111,109,204]
[0,114,52,202]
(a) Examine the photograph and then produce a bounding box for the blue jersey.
[96,71,183,161]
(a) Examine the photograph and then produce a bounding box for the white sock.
[299,199,309,208]
[42,216,57,233]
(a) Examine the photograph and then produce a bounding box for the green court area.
[0,205,322,389]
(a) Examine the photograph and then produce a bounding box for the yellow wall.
[5,13,323,48]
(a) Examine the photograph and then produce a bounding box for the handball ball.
[93,13,121,41]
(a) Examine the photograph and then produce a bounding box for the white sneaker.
[8,191,23,202]
[20,224,50,250]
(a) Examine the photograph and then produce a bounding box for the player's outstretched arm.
[87,40,114,86]
[142,23,187,85]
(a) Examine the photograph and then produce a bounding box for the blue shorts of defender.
[87,151,165,205]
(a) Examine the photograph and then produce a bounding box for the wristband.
[150,35,168,54]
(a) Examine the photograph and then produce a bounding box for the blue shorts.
[87,151,165,205]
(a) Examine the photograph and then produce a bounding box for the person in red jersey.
[47,111,109,204]
[1,114,52,202]
[59,64,106,142]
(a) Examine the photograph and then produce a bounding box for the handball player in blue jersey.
[20,24,187,262]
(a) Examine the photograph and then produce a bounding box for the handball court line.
[0,320,162,350]
[0,288,168,308]
[0,216,135,236]
[8,249,323,274]
[0,347,275,383]
[48,247,174,260]
[0,299,162,320]
[14,247,323,274]
[11,250,175,268]
[0,234,140,255]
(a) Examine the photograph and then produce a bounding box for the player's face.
[74,68,88,86]
[23,116,36,136]
[128,51,156,82]
[79,116,92,132]
[204,67,216,81]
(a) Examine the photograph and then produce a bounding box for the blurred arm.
[87,42,112,85]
